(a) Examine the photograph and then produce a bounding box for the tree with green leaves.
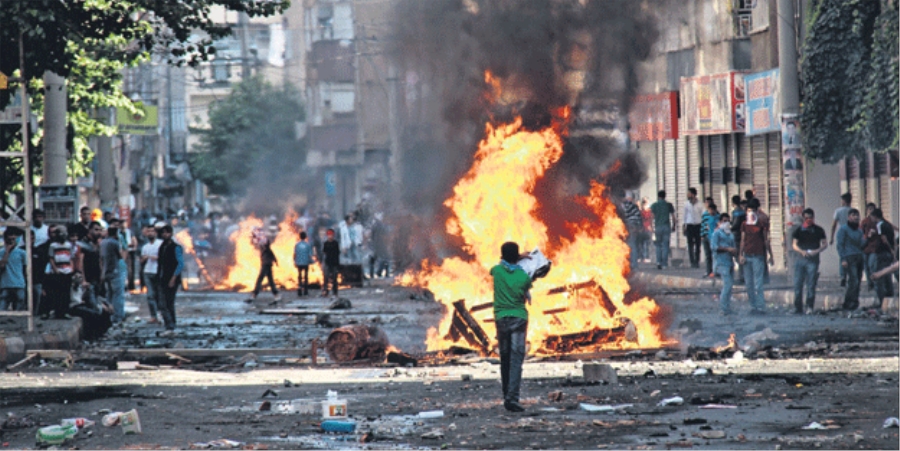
[189,76,306,195]
[801,0,898,162]
[0,0,289,193]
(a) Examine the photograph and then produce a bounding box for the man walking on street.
[0,228,26,311]
[157,224,184,334]
[650,190,676,269]
[701,202,719,278]
[321,229,341,298]
[491,241,532,413]
[740,198,773,314]
[865,208,895,310]
[100,223,126,323]
[140,225,162,323]
[837,209,865,310]
[251,236,280,302]
[830,193,852,287]
[621,193,643,270]
[294,231,314,297]
[683,188,704,268]
[711,213,737,315]
[791,208,828,314]
[730,196,746,284]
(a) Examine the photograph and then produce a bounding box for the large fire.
[400,77,668,355]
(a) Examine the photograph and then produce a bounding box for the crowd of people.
[0,206,185,338]
[631,189,898,315]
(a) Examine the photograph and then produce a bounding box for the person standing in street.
[157,224,184,334]
[740,198,773,314]
[650,190,676,270]
[860,203,878,290]
[0,228,27,311]
[682,188,704,268]
[251,237,281,302]
[293,231,314,297]
[837,209,865,310]
[491,241,532,413]
[77,222,103,309]
[31,209,49,248]
[791,208,828,314]
[711,213,737,315]
[100,223,126,323]
[71,206,93,244]
[830,193,852,287]
[44,226,75,318]
[865,208,896,310]
[701,202,719,278]
[321,229,341,298]
[730,196,747,284]
[140,225,162,323]
[621,193,643,270]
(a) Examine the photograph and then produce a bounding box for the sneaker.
[503,401,525,412]
[147,317,160,324]
[804,308,814,315]
[273,293,282,301]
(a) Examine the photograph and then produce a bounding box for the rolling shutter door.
[725,134,739,204]
[686,135,701,196]
[866,152,879,207]
[767,132,785,269]
[847,157,863,213]
[656,141,665,193]
[710,135,726,207]
[663,139,678,248]
[750,135,768,205]
[738,134,753,200]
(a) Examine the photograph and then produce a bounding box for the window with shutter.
[687,135,701,196]
[664,139,678,248]
[738,134,753,197]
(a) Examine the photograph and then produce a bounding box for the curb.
[0,317,83,365]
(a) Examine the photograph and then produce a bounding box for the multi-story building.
[631,0,897,277]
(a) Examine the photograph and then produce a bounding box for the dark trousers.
[42,273,72,318]
[702,237,713,274]
[686,224,701,267]
[496,317,528,404]
[127,252,137,290]
[253,264,278,296]
[842,254,864,310]
[296,265,309,295]
[159,283,179,330]
[323,263,339,295]
[793,257,819,312]
[869,252,895,307]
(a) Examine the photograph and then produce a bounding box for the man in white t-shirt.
[140,225,162,323]
[32,209,50,247]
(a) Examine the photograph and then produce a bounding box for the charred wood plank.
[546,280,596,295]
[469,302,493,312]
[542,326,626,354]
[452,300,491,353]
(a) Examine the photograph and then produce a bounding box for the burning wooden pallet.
[445,300,493,354]
[542,325,627,354]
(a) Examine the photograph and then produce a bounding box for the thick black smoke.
[391,0,659,260]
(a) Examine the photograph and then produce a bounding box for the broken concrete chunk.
[329,298,352,310]
[695,430,725,439]
[421,429,444,439]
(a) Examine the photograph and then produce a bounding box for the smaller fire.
[713,333,738,354]
[175,228,215,287]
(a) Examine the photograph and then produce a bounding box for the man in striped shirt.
[621,193,643,270]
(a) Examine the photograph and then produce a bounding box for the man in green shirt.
[650,190,676,269]
[490,241,532,412]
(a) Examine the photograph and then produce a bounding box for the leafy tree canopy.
[189,76,306,195]
[801,0,898,162]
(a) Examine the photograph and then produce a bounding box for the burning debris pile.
[393,0,670,357]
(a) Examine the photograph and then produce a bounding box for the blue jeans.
[869,252,895,307]
[0,288,25,311]
[143,273,159,318]
[793,256,819,312]
[655,225,671,267]
[627,228,640,269]
[843,254,864,310]
[716,264,734,313]
[742,255,766,311]
[496,317,528,404]
[106,271,126,322]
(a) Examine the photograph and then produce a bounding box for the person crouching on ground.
[491,242,532,412]
[711,213,737,315]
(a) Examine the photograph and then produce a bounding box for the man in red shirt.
[740,198,773,314]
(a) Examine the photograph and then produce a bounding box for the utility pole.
[42,71,67,185]
[239,12,251,79]
[387,63,401,190]
[97,107,116,206]
[777,0,804,229]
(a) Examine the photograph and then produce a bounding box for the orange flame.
[713,333,738,353]
[216,213,323,292]
[400,73,668,354]
[175,229,195,255]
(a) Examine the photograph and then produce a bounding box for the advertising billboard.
[744,69,781,136]
[116,102,158,135]
[628,91,679,141]
[680,71,745,135]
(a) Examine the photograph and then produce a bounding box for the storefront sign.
[116,102,158,135]
[680,71,745,135]
[744,69,780,136]
[628,92,679,141]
